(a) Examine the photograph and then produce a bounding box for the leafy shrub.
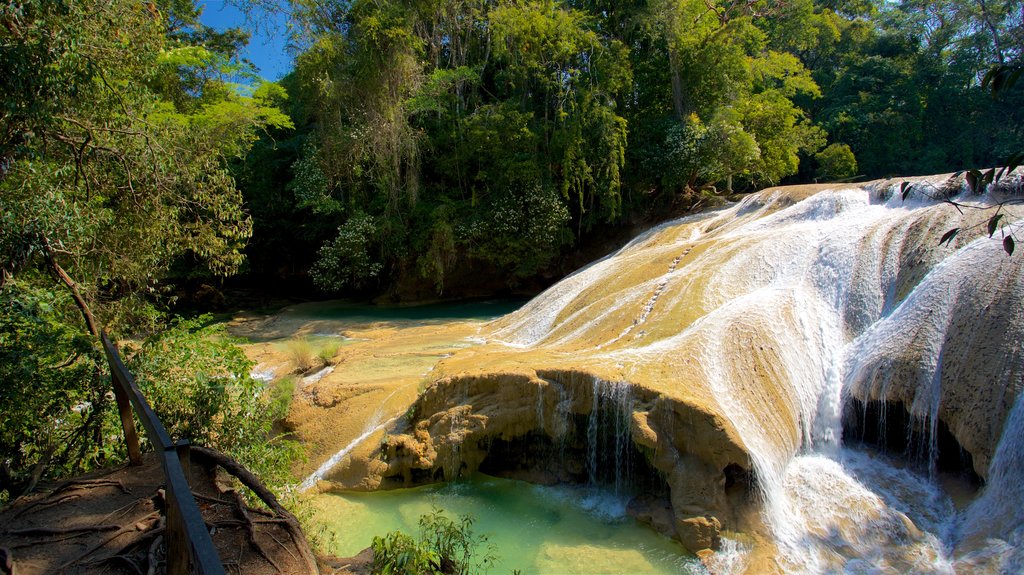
[269,375,298,420]
[310,212,384,292]
[371,508,497,575]
[461,181,571,278]
[0,291,300,501]
[815,143,858,181]
[0,282,113,501]
[127,317,301,491]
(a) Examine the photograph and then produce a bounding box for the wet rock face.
[675,515,723,552]
[375,370,752,553]
[350,177,1024,563]
[843,217,1024,481]
[843,399,982,483]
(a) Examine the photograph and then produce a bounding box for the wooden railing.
[101,332,226,575]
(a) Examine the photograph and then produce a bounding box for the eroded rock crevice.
[843,398,983,485]
[376,369,755,553]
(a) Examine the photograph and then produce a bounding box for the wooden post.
[164,450,192,575]
[105,335,143,466]
[175,439,191,483]
[100,332,226,574]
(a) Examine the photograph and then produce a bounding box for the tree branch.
[43,241,99,337]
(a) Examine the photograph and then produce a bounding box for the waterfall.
[482,175,1024,572]
[582,378,635,493]
[957,393,1024,571]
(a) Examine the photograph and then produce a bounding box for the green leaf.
[1008,68,1023,92]
[939,228,960,246]
[988,213,1004,237]
[982,66,998,91]
[1004,235,1015,256]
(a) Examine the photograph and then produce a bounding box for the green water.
[311,475,702,575]
[289,298,530,324]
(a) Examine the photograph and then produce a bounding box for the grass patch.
[284,338,317,372]
[280,337,345,373]
[317,341,342,363]
[269,375,298,419]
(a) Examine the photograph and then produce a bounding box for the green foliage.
[1,0,292,318]
[372,530,431,575]
[126,317,300,490]
[418,207,458,294]
[311,213,385,292]
[663,113,760,191]
[815,143,858,181]
[269,375,299,421]
[9,0,1016,305]
[371,508,497,575]
[318,340,342,363]
[0,281,111,500]
[461,181,571,278]
[0,0,299,500]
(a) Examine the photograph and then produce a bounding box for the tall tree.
[0,0,292,497]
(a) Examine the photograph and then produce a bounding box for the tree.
[815,143,858,180]
[1,0,291,329]
[0,0,293,499]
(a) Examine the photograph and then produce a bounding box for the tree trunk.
[669,47,686,120]
[44,243,99,337]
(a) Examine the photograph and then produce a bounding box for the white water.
[299,415,400,491]
[299,380,421,491]
[487,177,1024,573]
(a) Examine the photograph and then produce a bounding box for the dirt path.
[0,453,318,574]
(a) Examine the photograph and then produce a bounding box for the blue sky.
[197,1,294,81]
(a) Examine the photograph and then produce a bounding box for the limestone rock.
[536,542,662,575]
[674,514,722,553]
[626,494,676,539]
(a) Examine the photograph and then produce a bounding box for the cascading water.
[476,175,1024,573]
[584,378,635,494]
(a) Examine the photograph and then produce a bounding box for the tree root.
[11,478,128,519]
[57,511,160,570]
[191,445,320,574]
[194,492,230,506]
[10,493,81,517]
[95,490,159,526]
[80,553,145,575]
[231,490,284,573]
[4,524,121,536]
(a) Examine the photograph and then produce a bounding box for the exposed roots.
[57,511,160,571]
[12,478,129,519]
[192,445,320,574]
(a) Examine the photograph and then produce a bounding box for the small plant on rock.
[371,508,496,575]
[284,338,316,372]
[318,340,342,363]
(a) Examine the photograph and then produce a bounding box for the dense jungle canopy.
[1,0,1022,500]
[256,0,1024,298]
